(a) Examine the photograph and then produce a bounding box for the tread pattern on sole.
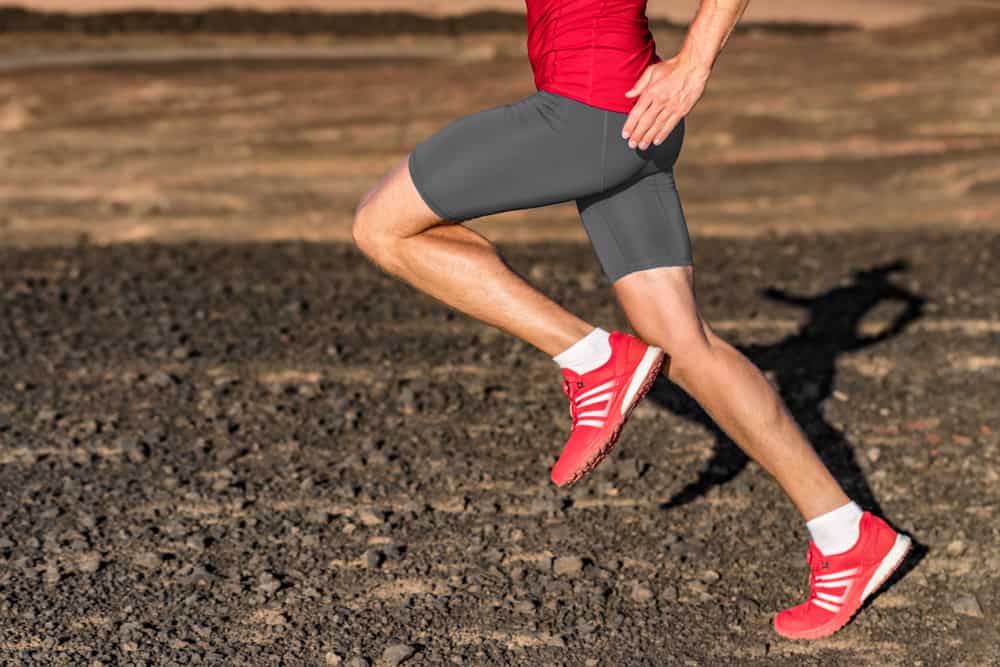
[774,538,913,640]
[560,351,665,487]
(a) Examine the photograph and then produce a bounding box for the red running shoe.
[550,331,664,487]
[773,512,912,640]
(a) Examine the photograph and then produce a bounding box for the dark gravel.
[0,233,998,665]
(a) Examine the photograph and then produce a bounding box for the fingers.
[625,67,653,99]
[651,114,682,147]
[625,100,660,149]
[635,109,673,150]
[621,95,652,142]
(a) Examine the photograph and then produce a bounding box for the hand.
[622,56,711,150]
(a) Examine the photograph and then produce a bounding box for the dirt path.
[0,233,997,665]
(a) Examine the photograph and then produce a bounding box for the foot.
[550,331,664,487]
[773,512,912,640]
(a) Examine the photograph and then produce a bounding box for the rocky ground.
[1,233,998,666]
[1,6,999,666]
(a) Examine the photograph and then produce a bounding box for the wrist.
[674,49,713,79]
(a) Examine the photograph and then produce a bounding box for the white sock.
[807,501,864,555]
[552,328,612,375]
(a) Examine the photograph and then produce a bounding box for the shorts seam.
[599,110,610,192]
[590,202,629,280]
[652,170,693,265]
[408,151,460,222]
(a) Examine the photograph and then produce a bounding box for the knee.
[656,322,721,385]
[351,196,393,265]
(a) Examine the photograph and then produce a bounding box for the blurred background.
[1,3,999,666]
[2,0,999,245]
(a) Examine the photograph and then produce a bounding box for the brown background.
[11,0,998,27]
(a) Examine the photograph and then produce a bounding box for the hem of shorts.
[608,257,694,283]
[408,151,463,222]
[536,84,635,114]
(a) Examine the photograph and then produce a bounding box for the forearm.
[676,0,750,72]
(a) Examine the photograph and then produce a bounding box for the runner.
[352,0,911,640]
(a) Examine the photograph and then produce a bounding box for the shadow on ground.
[648,260,927,519]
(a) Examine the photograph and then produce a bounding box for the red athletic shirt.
[526,0,660,113]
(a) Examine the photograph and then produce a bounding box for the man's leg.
[353,156,593,357]
[613,266,849,519]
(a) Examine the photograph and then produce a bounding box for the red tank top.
[526,0,660,113]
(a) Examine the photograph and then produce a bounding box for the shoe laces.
[562,378,585,426]
[805,547,831,605]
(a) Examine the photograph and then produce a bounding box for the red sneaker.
[550,331,664,487]
[773,512,912,640]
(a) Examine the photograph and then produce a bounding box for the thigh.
[576,167,693,283]
[408,92,607,222]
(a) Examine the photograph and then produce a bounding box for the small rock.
[356,508,384,527]
[258,571,282,595]
[324,653,343,666]
[134,552,162,570]
[952,594,984,618]
[700,569,721,585]
[262,610,287,626]
[945,540,966,557]
[553,556,584,577]
[380,643,415,666]
[43,564,61,584]
[346,658,370,667]
[512,599,537,614]
[659,584,679,602]
[120,439,149,463]
[147,371,175,388]
[78,553,102,574]
[630,583,655,603]
[363,549,384,570]
[307,510,332,525]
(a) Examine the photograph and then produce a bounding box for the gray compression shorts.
[408,90,691,282]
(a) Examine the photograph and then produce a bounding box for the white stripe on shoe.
[860,534,912,600]
[811,598,840,613]
[816,590,850,604]
[815,567,859,581]
[620,346,662,416]
[577,392,613,408]
[576,380,616,402]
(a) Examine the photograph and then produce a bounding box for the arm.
[622,0,750,150]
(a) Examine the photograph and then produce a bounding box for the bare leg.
[352,157,593,356]
[614,266,850,520]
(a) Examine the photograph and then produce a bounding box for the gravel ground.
[0,232,998,666]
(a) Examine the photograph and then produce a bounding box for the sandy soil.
[11,0,999,29]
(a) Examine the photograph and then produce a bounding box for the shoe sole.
[774,533,913,640]
[559,346,664,487]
